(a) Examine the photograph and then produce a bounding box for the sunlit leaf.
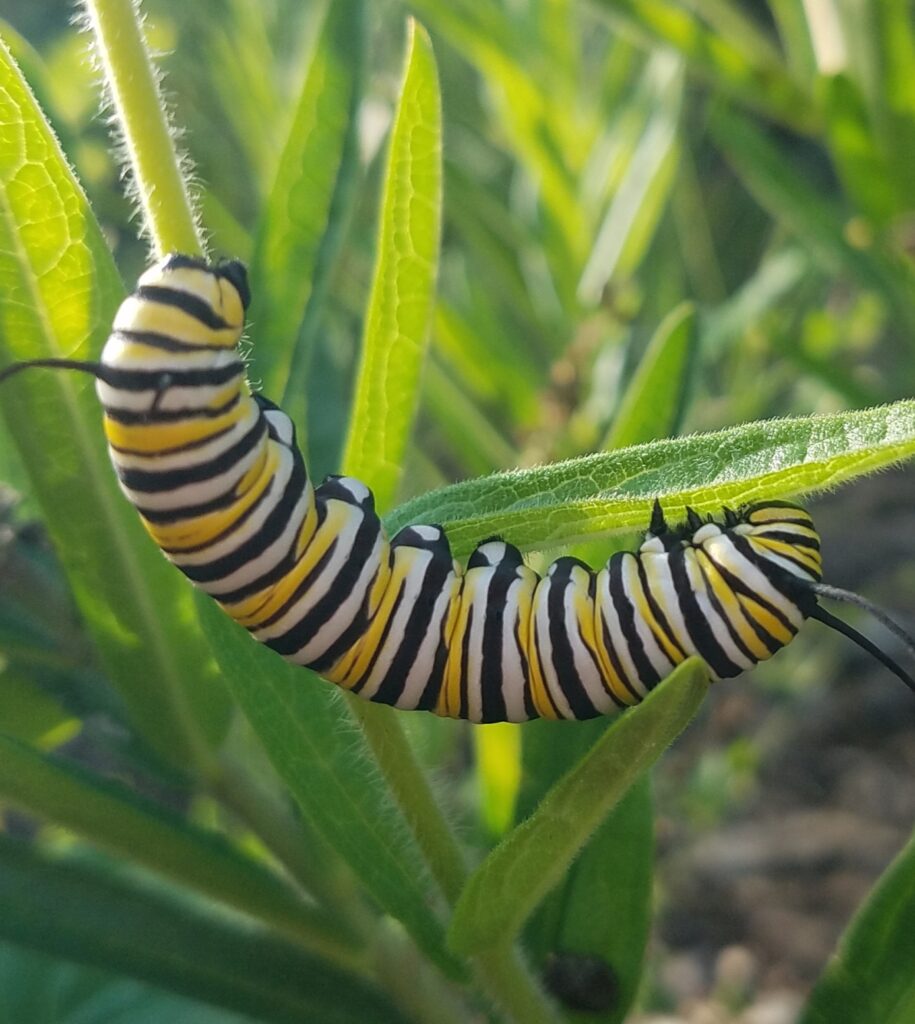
[0,37,229,768]
[387,402,915,558]
[342,19,442,512]
[448,660,708,953]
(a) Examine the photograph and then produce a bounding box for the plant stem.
[84,0,203,257]
[349,700,562,1022]
[476,947,562,1024]
[350,699,469,906]
[213,753,374,943]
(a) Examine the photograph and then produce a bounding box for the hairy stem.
[84,0,203,257]
[350,701,561,1022]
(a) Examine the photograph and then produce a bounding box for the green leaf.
[448,659,708,954]
[519,721,653,1023]
[579,54,682,305]
[386,401,915,558]
[194,596,463,979]
[249,0,365,402]
[342,19,443,512]
[0,941,247,1024]
[604,302,696,450]
[800,829,915,1024]
[0,836,408,1024]
[0,676,75,746]
[0,37,229,769]
[710,105,915,343]
[820,72,899,225]
[589,0,818,133]
[0,734,356,963]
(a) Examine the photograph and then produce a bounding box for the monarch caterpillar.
[1,254,913,722]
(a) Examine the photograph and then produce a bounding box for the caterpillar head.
[124,253,250,343]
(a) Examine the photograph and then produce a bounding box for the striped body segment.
[97,255,824,723]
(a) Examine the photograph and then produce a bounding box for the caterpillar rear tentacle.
[2,254,913,718]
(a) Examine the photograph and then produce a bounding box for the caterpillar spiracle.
[1,254,913,721]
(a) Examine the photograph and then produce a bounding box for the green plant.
[0,1,913,1021]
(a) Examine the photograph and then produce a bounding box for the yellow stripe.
[590,571,637,707]
[526,579,562,719]
[513,570,538,718]
[738,593,794,645]
[104,401,246,454]
[433,576,464,717]
[331,550,415,689]
[695,550,770,660]
[747,506,813,525]
[122,301,238,348]
[623,557,684,665]
[439,572,478,718]
[229,500,350,628]
[751,535,822,574]
[147,448,291,552]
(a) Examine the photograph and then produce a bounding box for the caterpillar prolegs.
[2,254,912,721]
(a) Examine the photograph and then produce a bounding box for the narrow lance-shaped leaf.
[800,829,915,1024]
[588,0,818,133]
[448,660,709,954]
[386,401,915,558]
[0,734,357,963]
[342,18,442,511]
[0,38,229,768]
[195,596,464,980]
[579,54,682,306]
[518,718,654,1024]
[249,0,366,401]
[0,836,409,1024]
[710,105,915,344]
[604,302,696,450]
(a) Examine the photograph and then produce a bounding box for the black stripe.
[308,563,382,675]
[546,562,601,720]
[161,471,277,556]
[259,509,382,655]
[692,554,759,666]
[114,328,226,354]
[635,556,687,663]
[516,613,538,720]
[116,417,266,493]
[478,565,512,724]
[135,285,230,330]
[174,455,308,583]
[705,549,794,652]
[109,422,237,458]
[754,529,820,550]
[595,573,641,704]
[103,391,242,425]
[350,579,406,696]
[416,610,451,714]
[216,500,328,606]
[372,554,453,708]
[668,547,743,678]
[138,480,249,525]
[458,604,474,721]
[729,535,806,624]
[99,361,244,392]
[608,553,662,689]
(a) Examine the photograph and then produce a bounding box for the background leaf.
[342,18,442,511]
[448,660,708,954]
[0,38,229,770]
[800,830,915,1024]
[387,401,915,557]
